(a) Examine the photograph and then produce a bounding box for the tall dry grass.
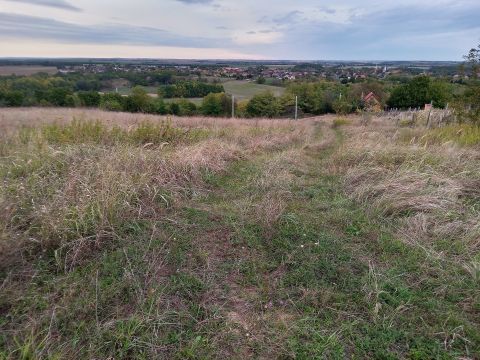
[0,109,311,271]
[331,119,480,265]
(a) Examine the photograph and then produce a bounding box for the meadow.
[0,66,58,76]
[100,80,285,103]
[0,108,479,359]
[222,80,285,100]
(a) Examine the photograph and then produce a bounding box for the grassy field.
[100,86,159,97]
[100,80,285,102]
[163,97,204,105]
[223,80,285,100]
[0,108,479,359]
[0,66,58,76]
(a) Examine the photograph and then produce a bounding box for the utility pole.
[295,96,298,121]
[232,95,235,118]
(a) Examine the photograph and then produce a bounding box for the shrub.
[246,91,281,118]
[78,91,101,107]
[124,86,152,113]
[332,118,351,128]
[201,93,231,117]
[100,93,125,112]
[332,99,353,115]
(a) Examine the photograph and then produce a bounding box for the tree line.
[1,51,478,123]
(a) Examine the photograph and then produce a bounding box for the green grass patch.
[423,124,480,146]
[37,119,210,146]
[223,80,285,101]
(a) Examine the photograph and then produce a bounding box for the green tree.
[455,43,480,124]
[0,90,24,107]
[246,92,282,118]
[100,93,125,112]
[387,76,451,109]
[201,93,231,116]
[78,91,101,107]
[124,86,151,112]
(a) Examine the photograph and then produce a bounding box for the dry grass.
[1,109,479,359]
[331,119,480,263]
[0,109,309,272]
[0,107,303,134]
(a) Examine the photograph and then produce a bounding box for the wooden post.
[426,101,433,128]
[232,95,235,118]
[295,96,298,121]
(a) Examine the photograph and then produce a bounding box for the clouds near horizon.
[0,0,478,60]
[5,0,81,11]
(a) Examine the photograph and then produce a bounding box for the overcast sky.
[0,0,478,60]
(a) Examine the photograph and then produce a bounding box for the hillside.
[0,109,479,359]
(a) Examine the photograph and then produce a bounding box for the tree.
[387,76,451,109]
[201,93,231,116]
[46,88,73,107]
[455,43,480,124]
[0,90,24,107]
[100,93,125,112]
[124,86,151,112]
[246,92,282,118]
[333,98,353,115]
[257,76,266,84]
[177,99,197,116]
[78,91,101,107]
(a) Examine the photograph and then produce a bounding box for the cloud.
[272,10,303,25]
[174,0,213,4]
[0,12,226,48]
[318,6,336,15]
[4,0,81,11]
[1,0,479,60]
[264,1,480,60]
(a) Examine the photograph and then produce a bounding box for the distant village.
[57,61,466,82]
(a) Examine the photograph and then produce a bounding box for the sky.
[0,0,478,60]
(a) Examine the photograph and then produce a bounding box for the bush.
[0,90,25,106]
[332,99,352,115]
[78,91,101,107]
[387,76,451,109]
[100,93,125,112]
[201,93,231,117]
[332,118,351,128]
[124,86,152,113]
[246,91,281,118]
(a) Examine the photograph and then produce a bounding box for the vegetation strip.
[0,112,479,359]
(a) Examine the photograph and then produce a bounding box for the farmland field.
[223,80,285,100]
[100,80,285,103]
[0,108,479,359]
[164,97,203,105]
[0,65,58,76]
[100,86,159,96]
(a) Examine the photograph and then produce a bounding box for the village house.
[363,91,382,112]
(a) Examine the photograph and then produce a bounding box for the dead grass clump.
[255,193,287,230]
[0,138,244,271]
[345,168,462,216]
[338,121,480,262]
